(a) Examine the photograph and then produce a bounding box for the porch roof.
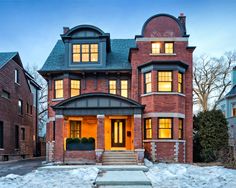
[52,93,144,116]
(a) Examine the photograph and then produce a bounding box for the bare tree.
[25,64,47,137]
[193,51,236,111]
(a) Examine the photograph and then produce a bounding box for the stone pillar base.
[135,149,145,164]
[95,149,104,164]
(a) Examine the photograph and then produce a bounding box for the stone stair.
[102,151,137,165]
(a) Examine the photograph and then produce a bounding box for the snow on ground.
[0,167,98,188]
[145,159,236,188]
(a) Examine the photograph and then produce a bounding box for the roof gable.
[0,52,21,69]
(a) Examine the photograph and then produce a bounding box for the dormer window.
[72,44,98,63]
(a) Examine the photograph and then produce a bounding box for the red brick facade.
[42,13,194,164]
[0,56,39,161]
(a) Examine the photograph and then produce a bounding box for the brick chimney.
[178,13,186,35]
[63,27,70,34]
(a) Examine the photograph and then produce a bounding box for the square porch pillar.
[54,115,64,163]
[96,114,105,163]
[134,114,145,163]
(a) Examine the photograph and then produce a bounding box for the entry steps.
[102,151,137,165]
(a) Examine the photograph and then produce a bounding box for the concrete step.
[95,171,152,186]
[97,165,149,172]
[98,186,152,188]
[102,161,137,165]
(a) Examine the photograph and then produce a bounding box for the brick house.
[39,13,195,164]
[0,52,41,161]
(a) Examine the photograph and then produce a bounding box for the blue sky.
[0,0,236,67]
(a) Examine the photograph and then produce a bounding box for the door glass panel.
[119,122,123,143]
[114,122,118,143]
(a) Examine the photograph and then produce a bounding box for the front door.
[111,119,125,147]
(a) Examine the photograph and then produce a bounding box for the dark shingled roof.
[39,39,136,72]
[226,85,236,97]
[0,52,18,69]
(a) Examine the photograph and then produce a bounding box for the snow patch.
[146,163,236,188]
[0,167,99,188]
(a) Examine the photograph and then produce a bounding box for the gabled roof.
[0,52,20,69]
[39,39,136,73]
[225,85,236,98]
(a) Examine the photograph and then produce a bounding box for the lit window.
[179,119,183,139]
[144,72,152,93]
[71,80,80,97]
[121,80,128,97]
[1,90,10,99]
[158,118,172,139]
[178,73,183,93]
[144,118,152,139]
[82,44,89,62]
[73,44,98,63]
[15,69,19,84]
[55,80,63,98]
[158,71,172,92]
[165,42,174,54]
[18,99,23,115]
[70,121,81,138]
[90,44,98,62]
[72,44,80,62]
[109,80,117,94]
[152,42,161,54]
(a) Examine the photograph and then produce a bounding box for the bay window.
[158,71,172,92]
[144,72,152,93]
[158,118,173,139]
[55,80,63,98]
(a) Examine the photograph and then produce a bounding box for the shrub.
[66,138,73,144]
[81,137,88,144]
[88,137,95,143]
[74,138,80,144]
[193,110,229,162]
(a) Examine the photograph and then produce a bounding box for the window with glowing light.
[165,42,174,54]
[158,118,173,139]
[70,121,81,138]
[72,44,98,63]
[109,80,117,94]
[178,72,183,93]
[144,118,152,139]
[54,80,63,99]
[144,72,152,93]
[70,80,80,97]
[121,80,128,97]
[152,42,161,54]
[158,71,172,92]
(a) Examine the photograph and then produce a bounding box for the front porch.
[51,93,144,164]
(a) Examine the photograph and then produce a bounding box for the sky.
[0,0,236,68]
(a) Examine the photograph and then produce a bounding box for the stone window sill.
[150,53,176,56]
[52,98,64,102]
[141,92,185,97]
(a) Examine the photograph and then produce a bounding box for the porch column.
[134,114,145,164]
[96,114,105,163]
[54,115,64,163]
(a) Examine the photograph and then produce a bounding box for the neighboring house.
[39,13,195,164]
[0,52,41,161]
[218,67,236,157]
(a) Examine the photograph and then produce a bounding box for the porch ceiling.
[52,92,144,116]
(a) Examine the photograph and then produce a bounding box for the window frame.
[70,121,81,138]
[144,118,152,139]
[21,127,25,141]
[158,118,173,139]
[72,43,99,63]
[54,80,63,99]
[120,80,128,98]
[70,79,81,97]
[15,69,19,84]
[144,72,152,94]
[164,42,174,54]
[178,72,183,93]
[1,90,10,99]
[15,125,19,149]
[0,121,3,148]
[109,80,117,95]
[178,119,184,140]
[157,71,173,92]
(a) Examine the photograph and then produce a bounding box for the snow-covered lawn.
[0,167,98,188]
[145,160,236,188]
